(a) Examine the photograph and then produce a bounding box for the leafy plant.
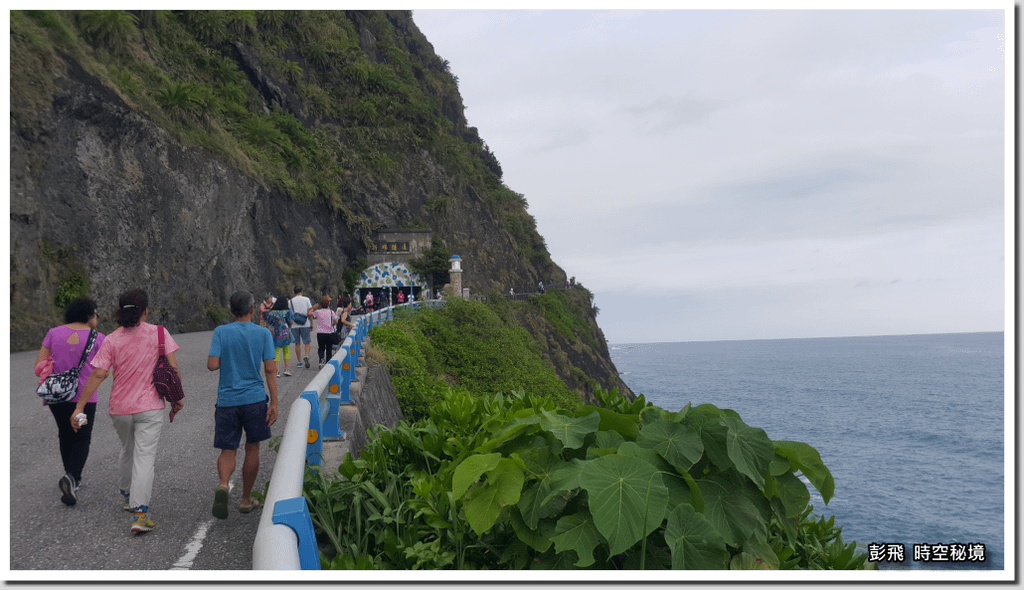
[306,387,873,570]
[55,267,90,308]
[205,303,230,325]
[78,10,138,55]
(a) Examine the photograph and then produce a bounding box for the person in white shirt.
[288,287,313,369]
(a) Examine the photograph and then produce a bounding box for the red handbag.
[152,325,184,402]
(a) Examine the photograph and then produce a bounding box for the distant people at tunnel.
[34,297,106,507]
[72,289,184,534]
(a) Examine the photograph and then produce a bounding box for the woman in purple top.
[33,298,106,506]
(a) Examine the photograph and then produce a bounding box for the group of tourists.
[358,287,424,313]
[257,286,356,373]
[35,290,189,534]
[32,285,355,535]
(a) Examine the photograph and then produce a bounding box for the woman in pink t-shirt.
[310,296,338,369]
[72,289,184,535]
[33,298,106,507]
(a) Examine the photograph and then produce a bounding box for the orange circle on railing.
[343,363,350,371]
[330,383,338,393]
[308,429,319,444]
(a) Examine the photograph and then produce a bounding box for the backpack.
[37,329,98,404]
[269,311,293,347]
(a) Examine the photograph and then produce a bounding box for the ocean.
[609,332,1005,571]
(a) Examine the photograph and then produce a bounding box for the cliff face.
[9,10,590,389]
[11,57,365,347]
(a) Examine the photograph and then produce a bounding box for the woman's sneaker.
[131,512,154,534]
[59,474,77,506]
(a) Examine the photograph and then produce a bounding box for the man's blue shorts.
[291,326,312,344]
[214,399,272,449]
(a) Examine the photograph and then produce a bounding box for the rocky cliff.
[9,10,618,401]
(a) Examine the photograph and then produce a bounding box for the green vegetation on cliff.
[370,298,581,420]
[11,9,536,248]
[370,288,631,419]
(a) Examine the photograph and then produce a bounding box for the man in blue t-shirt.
[207,291,278,519]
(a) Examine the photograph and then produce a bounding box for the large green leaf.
[473,419,538,454]
[682,406,733,470]
[510,507,554,552]
[592,429,626,451]
[517,456,586,526]
[539,409,601,450]
[772,470,811,518]
[585,406,640,440]
[768,453,791,476]
[452,453,501,500]
[736,537,780,569]
[773,440,835,504]
[616,442,693,510]
[637,419,704,468]
[463,457,524,535]
[579,453,669,556]
[551,513,603,567]
[721,416,774,489]
[695,474,768,547]
[664,504,728,570]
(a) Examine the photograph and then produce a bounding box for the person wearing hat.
[258,293,275,329]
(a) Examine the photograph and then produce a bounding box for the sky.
[411,4,1012,343]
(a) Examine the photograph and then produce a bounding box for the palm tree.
[79,10,139,55]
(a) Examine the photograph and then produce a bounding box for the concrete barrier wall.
[338,363,404,460]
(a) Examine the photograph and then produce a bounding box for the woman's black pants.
[47,401,97,484]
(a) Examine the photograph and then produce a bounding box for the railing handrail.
[251,298,443,570]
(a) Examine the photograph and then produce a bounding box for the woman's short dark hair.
[116,290,148,328]
[338,297,352,309]
[272,296,289,311]
[64,298,98,325]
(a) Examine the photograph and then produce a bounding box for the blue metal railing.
[251,299,443,570]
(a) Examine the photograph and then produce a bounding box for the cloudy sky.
[412,6,1011,343]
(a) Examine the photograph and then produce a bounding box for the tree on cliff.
[408,235,452,293]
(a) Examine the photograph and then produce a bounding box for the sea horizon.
[610,329,1005,346]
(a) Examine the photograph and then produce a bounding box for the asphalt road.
[9,328,322,572]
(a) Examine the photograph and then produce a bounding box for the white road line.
[169,482,235,570]
[170,520,213,570]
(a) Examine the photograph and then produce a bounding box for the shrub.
[305,387,874,570]
[369,299,579,421]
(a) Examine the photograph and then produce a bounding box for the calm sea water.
[609,332,1005,570]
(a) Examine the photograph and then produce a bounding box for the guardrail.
[251,299,443,570]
